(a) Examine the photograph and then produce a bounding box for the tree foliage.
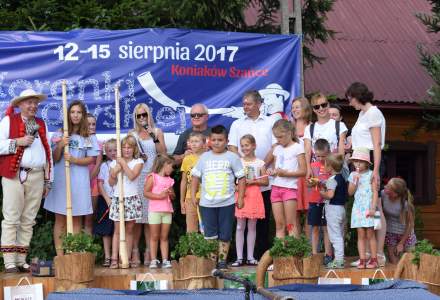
[0,0,334,65]
[416,0,440,129]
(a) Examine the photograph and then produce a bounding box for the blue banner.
[0,28,301,135]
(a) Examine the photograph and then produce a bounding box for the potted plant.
[54,232,101,291]
[257,235,321,287]
[171,232,218,289]
[394,239,440,295]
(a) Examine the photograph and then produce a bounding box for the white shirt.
[0,115,48,168]
[228,113,276,191]
[304,119,348,153]
[110,158,143,197]
[351,106,386,150]
[272,142,304,189]
[98,161,114,198]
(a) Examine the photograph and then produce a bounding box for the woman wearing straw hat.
[0,89,53,273]
[346,82,387,267]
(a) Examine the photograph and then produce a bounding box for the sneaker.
[325,259,345,269]
[350,252,371,267]
[377,253,386,267]
[323,255,333,265]
[149,259,160,269]
[162,260,172,269]
[217,260,228,270]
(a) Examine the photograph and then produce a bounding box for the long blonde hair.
[388,177,415,225]
[272,119,299,143]
[132,103,156,133]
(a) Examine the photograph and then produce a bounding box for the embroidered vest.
[0,113,51,179]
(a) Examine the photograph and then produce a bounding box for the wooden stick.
[62,80,73,234]
[115,85,129,268]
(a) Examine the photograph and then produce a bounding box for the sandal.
[357,258,367,269]
[366,257,378,269]
[231,259,244,267]
[247,259,258,266]
[131,248,141,268]
[109,259,119,269]
[143,251,151,266]
[102,257,111,267]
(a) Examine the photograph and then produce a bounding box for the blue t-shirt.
[192,150,244,207]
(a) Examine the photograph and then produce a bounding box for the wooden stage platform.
[0,260,396,299]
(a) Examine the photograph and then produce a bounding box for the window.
[384,141,436,205]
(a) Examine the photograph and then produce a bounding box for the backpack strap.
[310,122,315,140]
[335,120,340,145]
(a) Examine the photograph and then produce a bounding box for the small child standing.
[320,153,347,269]
[191,125,246,270]
[266,119,306,238]
[348,148,379,269]
[85,113,103,234]
[144,154,175,269]
[94,139,117,267]
[180,132,206,232]
[231,135,268,267]
[307,139,333,264]
[108,135,143,269]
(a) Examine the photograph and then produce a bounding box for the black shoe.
[231,259,244,267]
[17,263,31,273]
[217,260,228,270]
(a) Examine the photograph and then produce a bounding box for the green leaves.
[172,232,217,259]
[269,235,312,258]
[61,232,101,255]
[411,239,440,266]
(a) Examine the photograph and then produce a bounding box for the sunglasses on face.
[312,102,329,110]
[190,113,207,118]
[136,112,148,119]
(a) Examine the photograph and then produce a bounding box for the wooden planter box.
[272,254,321,285]
[172,255,217,289]
[54,252,95,291]
[394,252,440,295]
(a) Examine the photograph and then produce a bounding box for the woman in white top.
[345,82,386,186]
[304,93,348,179]
[129,103,166,267]
[346,82,387,267]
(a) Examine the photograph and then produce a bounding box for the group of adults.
[0,81,414,272]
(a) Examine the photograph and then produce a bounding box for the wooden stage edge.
[0,260,396,299]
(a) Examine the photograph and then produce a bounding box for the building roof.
[245,0,440,103]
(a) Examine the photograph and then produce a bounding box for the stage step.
[0,259,396,299]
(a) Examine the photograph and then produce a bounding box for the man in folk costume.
[0,89,53,273]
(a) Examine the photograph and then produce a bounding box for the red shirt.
[307,161,330,204]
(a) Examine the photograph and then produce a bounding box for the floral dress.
[349,170,374,228]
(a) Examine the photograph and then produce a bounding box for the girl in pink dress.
[231,134,268,266]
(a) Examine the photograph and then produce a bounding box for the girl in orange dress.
[232,134,268,266]
[291,97,313,237]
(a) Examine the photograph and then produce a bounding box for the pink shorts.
[270,186,298,203]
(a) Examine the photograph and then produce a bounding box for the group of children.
[53,99,410,271]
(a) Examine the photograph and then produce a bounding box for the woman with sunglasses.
[304,93,348,179]
[129,103,166,267]
[346,82,387,267]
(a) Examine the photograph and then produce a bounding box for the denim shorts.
[199,204,235,242]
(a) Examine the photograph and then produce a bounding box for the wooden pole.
[115,86,129,268]
[62,80,73,234]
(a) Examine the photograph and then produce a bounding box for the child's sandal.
[109,259,119,269]
[231,259,244,267]
[357,258,367,269]
[366,257,378,269]
[102,257,111,267]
